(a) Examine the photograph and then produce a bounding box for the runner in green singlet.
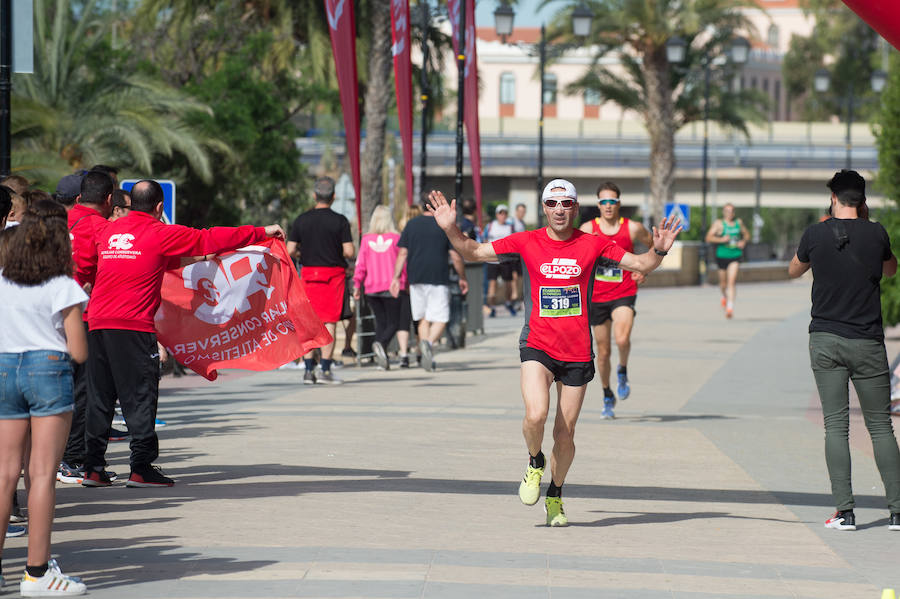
[705,203,749,319]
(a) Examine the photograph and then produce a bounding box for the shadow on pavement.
[0,538,277,591]
[568,510,798,527]
[615,414,735,423]
[53,465,886,510]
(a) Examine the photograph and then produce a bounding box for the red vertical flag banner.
[391,0,415,206]
[325,0,362,232]
[447,0,484,225]
[155,240,332,381]
[840,1,900,51]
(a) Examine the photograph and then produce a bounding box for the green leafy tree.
[547,0,768,222]
[158,33,325,226]
[782,2,882,122]
[12,0,218,188]
[874,52,900,326]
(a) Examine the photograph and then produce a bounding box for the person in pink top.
[353,206,410,370]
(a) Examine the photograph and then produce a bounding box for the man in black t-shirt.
[390,206,468,371]
[287,177,355,384]
[789,169,900,532]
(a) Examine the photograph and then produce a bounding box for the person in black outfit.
[789,169,900,532]
[287,177,355,385]
[390,201,468,372]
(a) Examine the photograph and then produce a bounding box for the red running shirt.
[492,228,626,363]
[68,204,108,290]
[590,217,637,303]
[88,211,267,333]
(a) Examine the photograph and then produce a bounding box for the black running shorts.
[589,295,637,326]
[486,262,515,282]
[520,347,594,387]
[715,256,741,270]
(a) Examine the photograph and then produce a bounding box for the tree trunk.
[642,44,676,224]
[359,0,393,235]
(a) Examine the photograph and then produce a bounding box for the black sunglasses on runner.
[543,198,576,208]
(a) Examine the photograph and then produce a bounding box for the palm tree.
[547,0,768,221]
[12,0,220,187]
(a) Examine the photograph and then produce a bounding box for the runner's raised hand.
[426,191,457,231]
[652,216,682,253]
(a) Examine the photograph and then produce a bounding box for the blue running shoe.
[6,524,26,538]
[601,390,616,420]
[154,418,167,429]
[617,366,630,400]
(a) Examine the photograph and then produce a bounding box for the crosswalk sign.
[120,179,176,224]
[664,203,690,232]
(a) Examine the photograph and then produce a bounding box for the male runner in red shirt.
[82,180,285,488]
[579,181,652,419]
[427,179,681,526]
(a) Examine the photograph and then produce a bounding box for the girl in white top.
[0,200,88,596]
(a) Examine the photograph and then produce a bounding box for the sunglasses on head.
[543,198,576,208]
[598,198,619,206]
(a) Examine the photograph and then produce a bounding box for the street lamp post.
[666,35,749,285]
[814,67,887,169]
[454,0,466,209]
[494,3,592,228]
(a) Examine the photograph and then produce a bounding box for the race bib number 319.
[539,285,581,317]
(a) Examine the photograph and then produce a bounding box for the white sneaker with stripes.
[20,561,86,596]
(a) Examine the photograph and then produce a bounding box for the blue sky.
[474,0,558,28]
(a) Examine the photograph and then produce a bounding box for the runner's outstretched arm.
[618,216,682,275]
[427,190,498,263]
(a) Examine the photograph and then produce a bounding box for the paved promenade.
[7,278,900,598]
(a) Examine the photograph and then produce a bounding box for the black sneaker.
[127,465,174,487]
[825,510,856,530]
[399,355,410,368]
[108,428,130,442]
[341,348,357,359]
[890,513,900,531]
[82,469,112,487]
[303,369,316,385]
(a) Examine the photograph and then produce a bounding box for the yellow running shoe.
[518,463,544,505]
[545,496,568,527]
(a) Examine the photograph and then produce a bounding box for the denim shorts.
[0,351,75,419]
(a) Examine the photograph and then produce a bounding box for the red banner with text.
[325,0,362,232]
[448,0,484,225]
[841,1,900,51]
[154,240,332,381]
[391,0,415,206]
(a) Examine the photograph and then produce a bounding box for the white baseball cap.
[541,179,577,203]
[495,204,509,215]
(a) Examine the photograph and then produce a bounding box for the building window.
[584,88,601,106]
[500,72,515,105]
[542,73,557,105]
[767,24,780,49]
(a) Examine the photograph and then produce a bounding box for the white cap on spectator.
[495,204,508,215]
[541,179,577,202]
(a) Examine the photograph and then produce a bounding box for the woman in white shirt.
[0,200,88,596]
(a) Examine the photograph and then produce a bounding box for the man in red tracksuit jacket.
[82,179,285,488]
[61,171,113,480]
